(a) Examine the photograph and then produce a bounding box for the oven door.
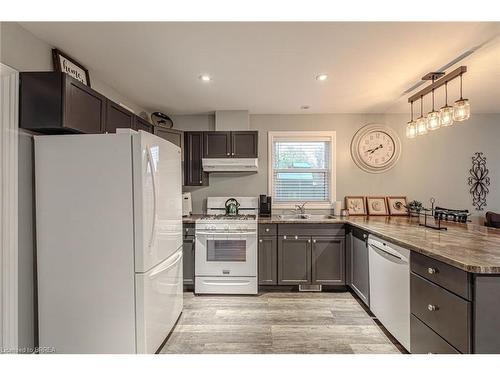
[195,231,257,277]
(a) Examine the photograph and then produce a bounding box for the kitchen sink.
[277,214,336,220]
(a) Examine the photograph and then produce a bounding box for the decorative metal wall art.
[468,152,490,211]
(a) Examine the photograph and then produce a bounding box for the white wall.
[179,113,499,216]
[0,22,147,114]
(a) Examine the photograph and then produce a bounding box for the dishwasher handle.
[369,243,408,264]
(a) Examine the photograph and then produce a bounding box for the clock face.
[357,131,395,168]
[350,124,401,173]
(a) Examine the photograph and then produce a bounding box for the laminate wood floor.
[160,291,404,354]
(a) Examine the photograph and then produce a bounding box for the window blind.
[272,139,331,203]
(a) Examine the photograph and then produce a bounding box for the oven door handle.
[195,231,256,235]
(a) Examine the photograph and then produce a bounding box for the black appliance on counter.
[434,206,470,223]
[259,195,272,217]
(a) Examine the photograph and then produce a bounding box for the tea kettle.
[224,198,240,216]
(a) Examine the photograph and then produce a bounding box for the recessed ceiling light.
[301,105,310,110]
[199,74,212,82]
[315,74,328,81]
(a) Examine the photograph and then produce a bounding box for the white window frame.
[268,131,336,210]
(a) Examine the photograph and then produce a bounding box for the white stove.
[195,197,258,295]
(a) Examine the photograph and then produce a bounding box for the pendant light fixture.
[439,81,454,127]
[416,96,428,136]
[453,73,471,122]
[426,76,441,131]
[406,101,417,138]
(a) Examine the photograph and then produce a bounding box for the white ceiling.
[20,22,500,114]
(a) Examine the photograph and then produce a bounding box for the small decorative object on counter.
[340,209,350,217]
[434,206,470,223]
[366,196,389,216]
[468,152,490,211]
[345,196,367,216]
[224,198,240,216]
[334,201,342,216]
[407,200,423,216]
[386,196,408,216]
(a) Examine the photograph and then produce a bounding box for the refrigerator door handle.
[146,145,157,249]
[148,250,183,278]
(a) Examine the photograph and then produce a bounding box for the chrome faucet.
[293,202,307,215]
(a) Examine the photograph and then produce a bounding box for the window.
[268,131,336,208]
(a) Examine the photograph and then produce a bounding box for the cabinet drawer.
[411,252,471,300]
[259,224,277,236]
[278,224,345,237]
[410,314,460,354]
[410,273,471,353]
[183,224,195,237]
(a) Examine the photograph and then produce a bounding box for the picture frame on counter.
[52,48,91,87]
[386,196,408,216]
[345,196,367,216]
[366,196,389,216]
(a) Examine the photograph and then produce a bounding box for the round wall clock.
[350,124,402,174]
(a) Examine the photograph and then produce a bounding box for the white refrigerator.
[34,130,183,354]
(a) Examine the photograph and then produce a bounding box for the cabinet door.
[154,126,182,147]
[104,100,134,133]
[311,236,345,285]
[184,132,208,186]
[183,236,195,286]
[64,75,106,133]
[231,131,258,158]
[278,235,311,285]
[203,131,231,158]
[351,231,370,306]
[134,116,154,133]
[258,236,277,285]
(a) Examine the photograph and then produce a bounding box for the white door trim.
[0,63,19,352]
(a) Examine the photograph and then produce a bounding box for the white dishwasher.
[368,235,410,351]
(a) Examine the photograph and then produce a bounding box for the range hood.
[202,158,258,172]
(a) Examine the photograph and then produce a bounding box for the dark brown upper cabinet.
[232,131,258,158]
[134,116,154,133]
[184,132,208,186]
[203,131,232,158]
[203,131,258,158]
[20,72,106,134]
[104,100,135,133]
[154,126,182,148]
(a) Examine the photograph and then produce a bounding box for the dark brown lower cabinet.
[278,236,311,285]
[183,236,195,287]
[258,236,277,285]
[311,236,345,285]
[350,228,370,306]
[410,314,460,354]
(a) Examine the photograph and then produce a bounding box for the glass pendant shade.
[426,111,441,130]
[440,105,454,127]
[416,116,428,135]
[453,98,470,121]
[406,120,417,138]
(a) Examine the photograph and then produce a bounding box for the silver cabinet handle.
[265,228,270,232]
[192,238,195,243]
[199,180,202,183]
[185,228,189,232]
[283,235,287,240]
[428,267,438,274]
[312,239,317,243]
[226,153,230,156]
[294,235,298,240]
[308,239,311,243]
[232,152,235,156]
[259,239,263,243]
[427,304,438,311]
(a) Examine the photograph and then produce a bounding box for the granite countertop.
[183,214,500,274]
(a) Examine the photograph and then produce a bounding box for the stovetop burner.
[199,214,257,221]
